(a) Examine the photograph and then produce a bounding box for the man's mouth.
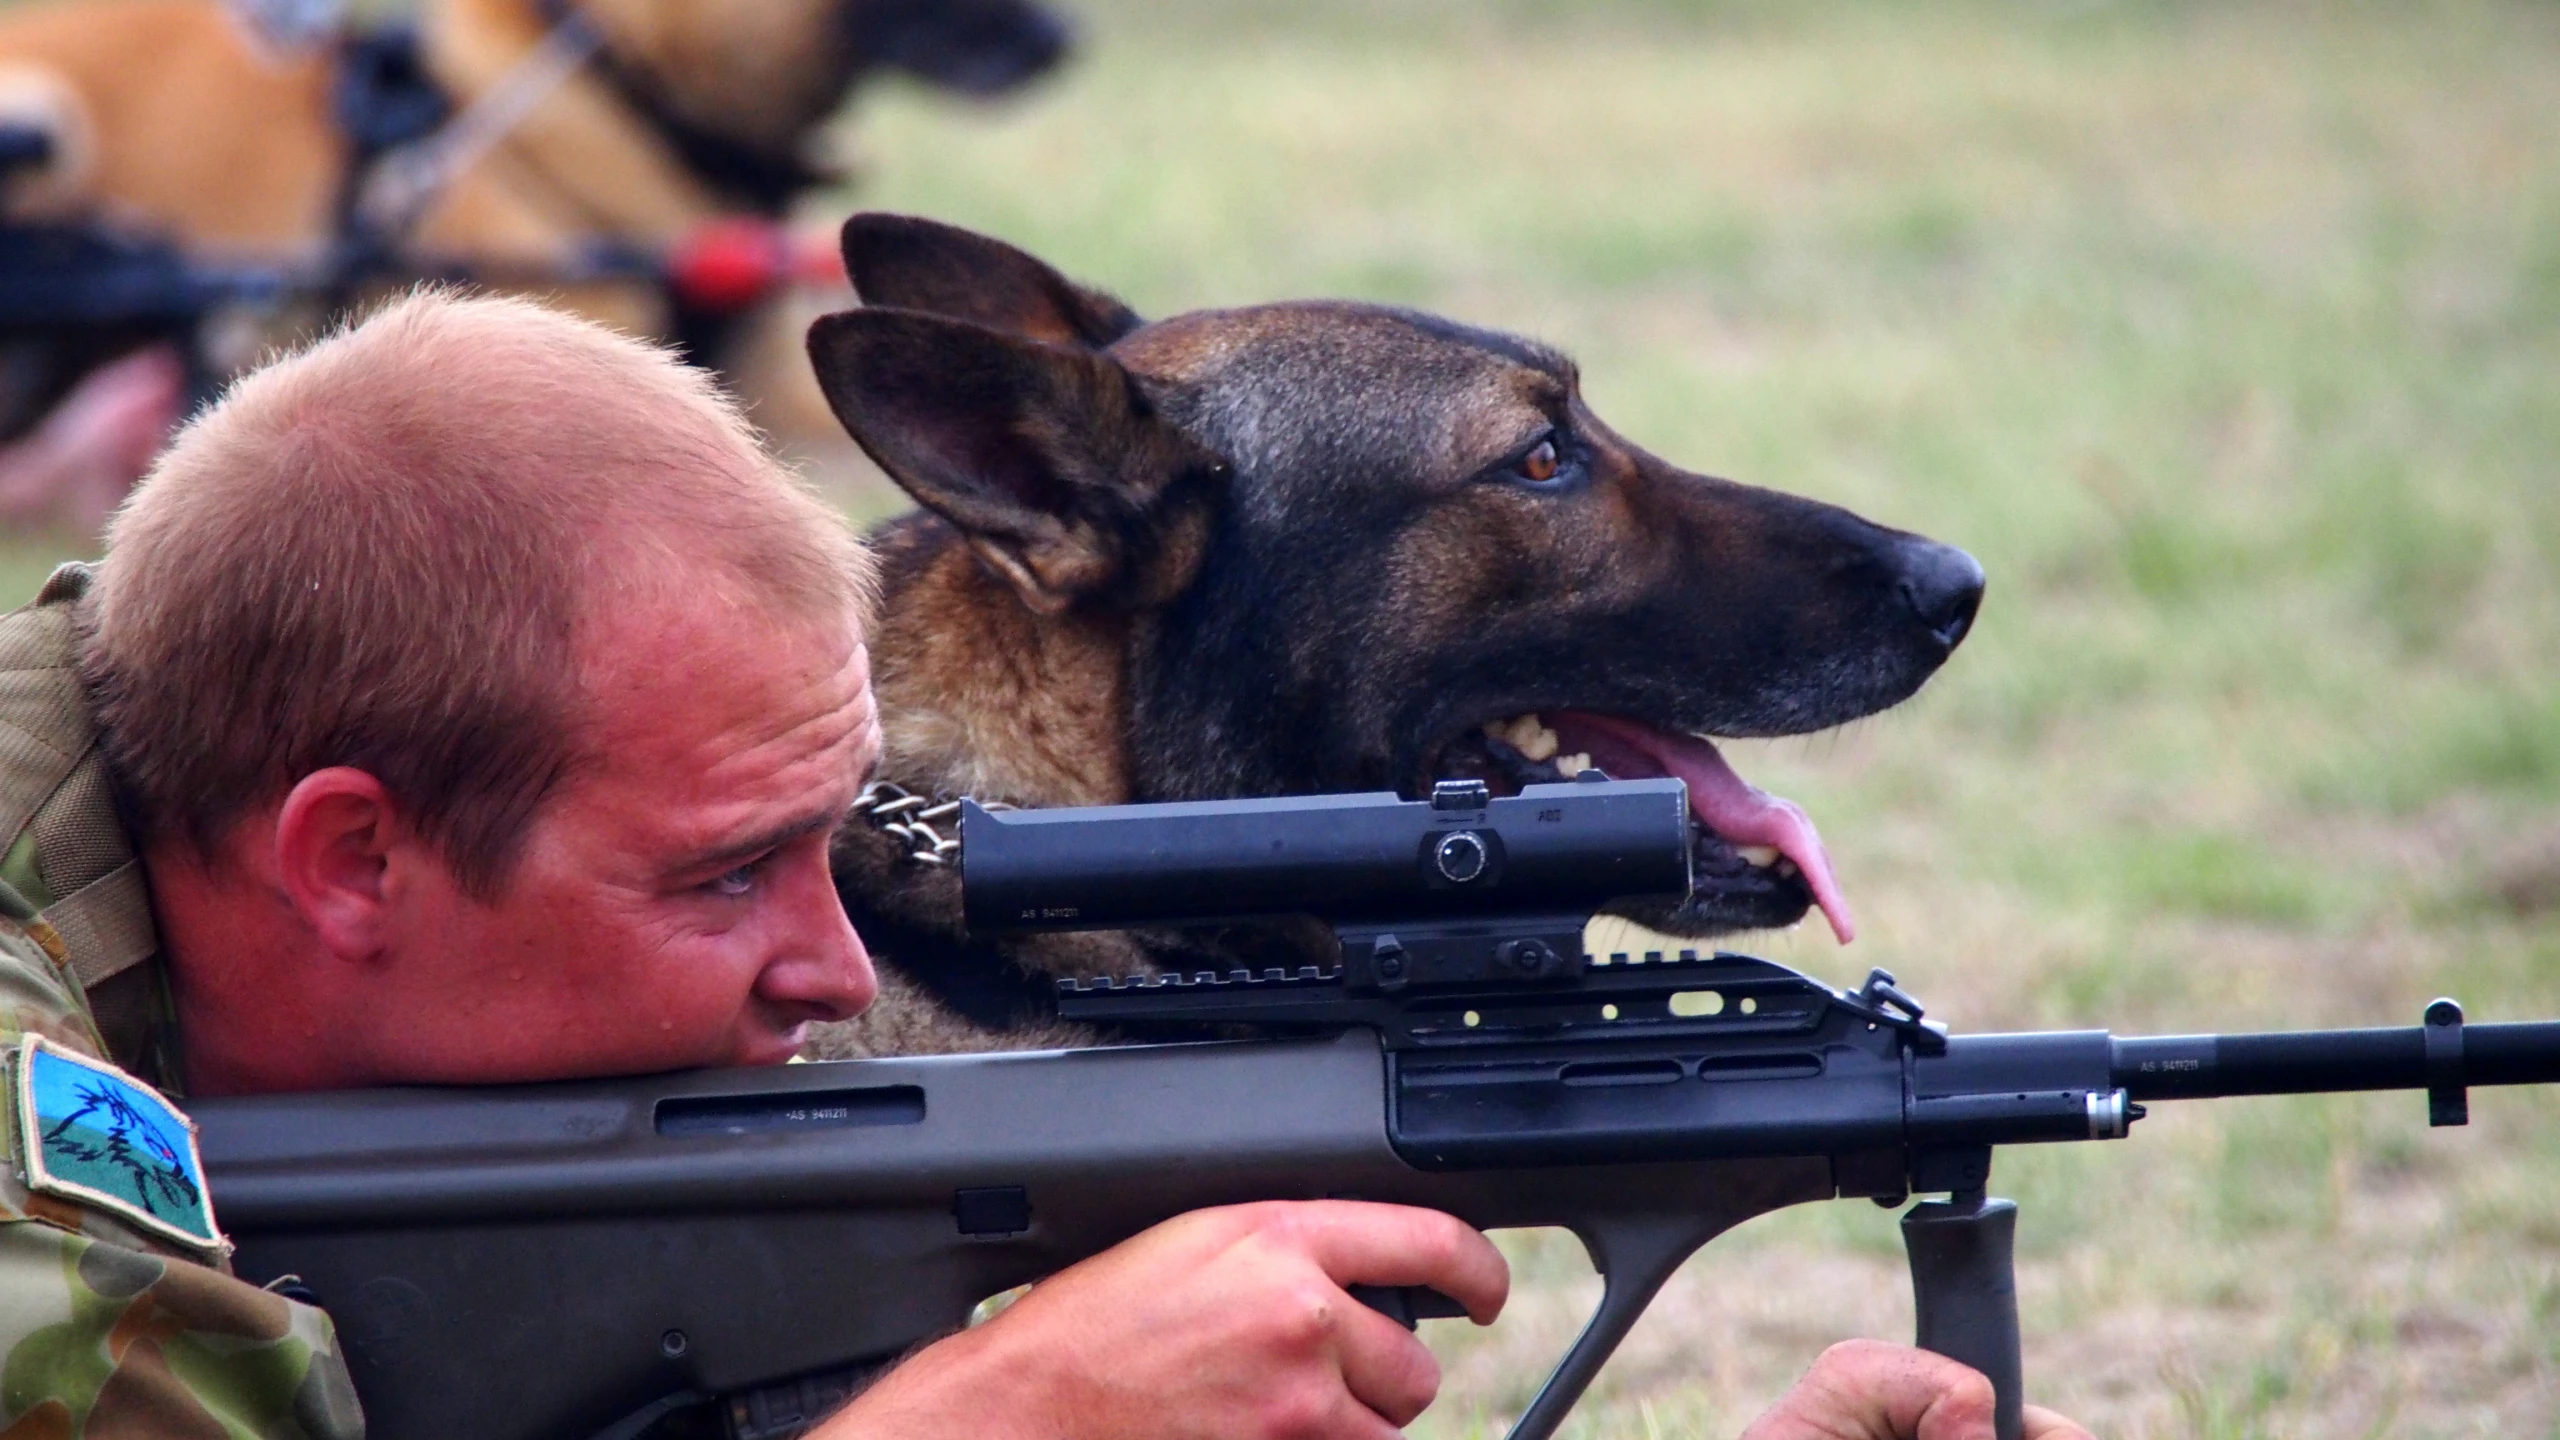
[1429,709,1855,945]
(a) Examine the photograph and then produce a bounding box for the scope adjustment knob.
[1433,830,1490,884]
[1430,778,1492,811]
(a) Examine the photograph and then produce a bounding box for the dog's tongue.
[1550,711,1856,945]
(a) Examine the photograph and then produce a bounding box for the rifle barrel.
[2113,1020,2560,1100]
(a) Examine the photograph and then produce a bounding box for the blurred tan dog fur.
[0,0,1065,446]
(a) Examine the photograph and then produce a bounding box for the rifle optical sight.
[959,775,1692,935]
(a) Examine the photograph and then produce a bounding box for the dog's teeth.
[1483,713,1562,762]
[1736,845,1781,868]
[1512,716,1560,762]
[1554,752,1592,777]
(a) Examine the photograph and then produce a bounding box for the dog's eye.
[1517,439,1561,484]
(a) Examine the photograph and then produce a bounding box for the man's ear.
[272,767,403,962]
[807,307,1211,613]
[839,213,1143,349]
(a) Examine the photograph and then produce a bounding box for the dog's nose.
[1895,540,1986,652]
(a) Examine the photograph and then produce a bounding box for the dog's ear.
[808,308,1208,613]
[839,213,1142,349]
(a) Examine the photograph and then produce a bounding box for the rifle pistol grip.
[1903,1194,2024,1440]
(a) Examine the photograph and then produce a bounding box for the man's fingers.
[1740,1339,1998,1440]
[2021,1404,2096,1440]
[1328,1285,1444,1428]
[1277,1201,1510,1324]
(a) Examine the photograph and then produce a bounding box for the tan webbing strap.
[44,859,154,990]
[0,564,156,992]
[0,616,84,854]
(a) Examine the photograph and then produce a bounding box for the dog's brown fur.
[803,216,1988,1058]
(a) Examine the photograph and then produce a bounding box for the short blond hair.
[85,290,873,896]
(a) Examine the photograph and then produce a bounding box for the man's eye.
[706,863,760,897]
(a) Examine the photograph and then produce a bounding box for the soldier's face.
[372,595,882,1081]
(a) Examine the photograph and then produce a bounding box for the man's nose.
[759,866,878,1022]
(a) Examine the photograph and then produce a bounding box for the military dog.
[805,215,1985,1057]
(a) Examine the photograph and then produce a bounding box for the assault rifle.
[195,776,2560,1440]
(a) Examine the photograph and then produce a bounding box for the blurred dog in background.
[0,0,1069,531]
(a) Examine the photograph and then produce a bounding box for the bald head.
[86,290,874,895]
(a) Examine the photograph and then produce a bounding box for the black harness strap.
[328,24,455,278]
[333,25,453,169]
[534,0,822,215]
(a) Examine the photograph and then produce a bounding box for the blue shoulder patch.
[14,1034,225,1254]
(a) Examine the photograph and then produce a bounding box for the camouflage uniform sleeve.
[0,1222,364,1438]
[1,895,366,1439]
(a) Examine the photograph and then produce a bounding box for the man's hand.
[826,1200,1508,1440]
[1742,1339,2096,1440]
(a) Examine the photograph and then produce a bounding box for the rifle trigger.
[2424,997,2467,1127]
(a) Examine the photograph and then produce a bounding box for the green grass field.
[8,0,2560,1434]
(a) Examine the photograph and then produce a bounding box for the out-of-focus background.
[9,0,2560,1434]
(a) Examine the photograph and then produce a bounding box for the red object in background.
[791,230,848,288]
[666,219,847,313]
[666,219,783,312]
